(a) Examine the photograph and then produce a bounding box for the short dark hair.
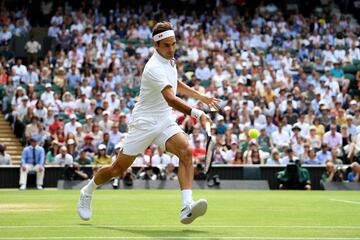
[152,21,173,43]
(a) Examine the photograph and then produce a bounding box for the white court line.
[1,225,360,229]
[329,199,360,205]
[0,237,360,240]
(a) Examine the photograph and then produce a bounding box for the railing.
[0,165,329,189]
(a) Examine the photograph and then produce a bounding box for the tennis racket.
[204,121,215,175]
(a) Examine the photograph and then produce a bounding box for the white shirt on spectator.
[41,91,55,107]
[54,153,73,166]
[12,64,27,79]
[151,153,171,166]
[64,121,82,136]
[22,71,39,84]
[271,129,290,148]
[75,99,90,113]
[195,66,212,81]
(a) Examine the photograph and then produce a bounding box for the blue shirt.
[316,150,331,165]
[347,172,358,182]
[21,145,45,166]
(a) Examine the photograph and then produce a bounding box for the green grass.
[0,190,360,239]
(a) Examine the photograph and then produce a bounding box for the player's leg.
[166,132,194,190]
[83,152,136,194]
[77,122,153,221]
[165,132,207,224]
[77,152,136,221]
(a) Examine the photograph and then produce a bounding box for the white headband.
[153,30,175,42]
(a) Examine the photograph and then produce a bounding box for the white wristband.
[191,108,204,120]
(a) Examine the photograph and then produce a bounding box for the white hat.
[115,142,123,149]
[98,144,106,150]
[45,83,51,88]
[21,96,29,101]
[218,115,224,121]
[102,111,109,116]
[70,114,76,119]
[224,106,231,111]
[67,139,75,145]
[86,115,93,120]
[350,100,357,105]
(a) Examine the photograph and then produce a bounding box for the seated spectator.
[347,162,360,182]
[229,149,244,165]
[266,148,281,165]
[80,134,96,158]
[48,113,64,135]
[75,150,92,165]
[93,144,112,166]
[304,148,321,165]
[25,116,41,143]
[322,124,342,150]
[307,125,322,151]
[19,137,45,190]
[54,146,73,166]
[64,114,81,136]
[100,132,115,156]
[151,147,171,167]
[321,161,344,183]
[281,147,300,165]
[329,147,343,164]
[344,131,360,163]
[67,139,79,160]
[192,138,206,164]
[0,144,11,165]
[137,165,158,180]
[162,163,178,180]
[46,140,61,164]
[316,144,332,164]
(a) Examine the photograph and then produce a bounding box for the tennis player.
[77,21,219,224]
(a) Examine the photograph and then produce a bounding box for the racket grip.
[205,121,211,136]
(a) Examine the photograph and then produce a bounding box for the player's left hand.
[199,94,221,111]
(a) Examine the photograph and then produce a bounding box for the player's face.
[156,36,176,59]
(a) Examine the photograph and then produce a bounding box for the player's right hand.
[199,113,212,131]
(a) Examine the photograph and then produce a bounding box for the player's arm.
[177,80,220,110]
[162,86,210,128]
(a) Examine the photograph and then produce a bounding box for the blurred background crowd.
[0,0,360,184]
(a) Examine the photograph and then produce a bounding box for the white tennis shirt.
[132,50,177,119]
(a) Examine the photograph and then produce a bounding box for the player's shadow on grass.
[93,225,208,239]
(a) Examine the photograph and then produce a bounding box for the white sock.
[181,189,193,208]
[82,178,98,195]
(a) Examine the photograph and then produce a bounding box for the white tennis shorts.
[122,115,183,156]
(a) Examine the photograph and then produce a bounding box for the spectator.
[100,132,115,156]
[151,147,171,167]
[64,114,81,136]
[0,144,11,165]
[323,124,342,150]
[24,36,41,64]
[266,148,281,165]
[316,144,332,164]
[54,146,73,166]
[93,144,112,166]
[19,136,45,190]
[192,138,206,164]
[347,162,360,182]
[281,147,300,165]
[321,161,344,182]
[46,140,60,164]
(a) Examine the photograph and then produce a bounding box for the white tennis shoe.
[77,189,92,221]
[180,199,208,224]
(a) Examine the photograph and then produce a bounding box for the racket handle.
[205,121,211,136]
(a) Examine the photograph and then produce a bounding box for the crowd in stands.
[0,1,360,185]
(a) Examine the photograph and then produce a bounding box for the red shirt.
[49,121,64,135]
[193,148,206,158]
